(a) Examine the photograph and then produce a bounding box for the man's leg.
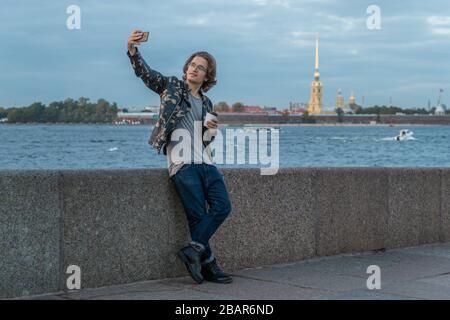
[170,164,209,246]
[198,164,233,283]
[171,164,231,250]
[170,164,209,283]
[194,164,232,245]
[171,163,232,283]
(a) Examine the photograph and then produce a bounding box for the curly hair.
[182,51,217,93]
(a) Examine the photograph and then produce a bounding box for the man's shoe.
[178,244,205,284]
[201,258,233,284]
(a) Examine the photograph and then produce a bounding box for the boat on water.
[395,129,414,141]
[241,126,281,133]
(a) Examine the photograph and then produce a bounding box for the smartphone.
[139,31,149,42]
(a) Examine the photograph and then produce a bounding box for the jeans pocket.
[177,163,192,174]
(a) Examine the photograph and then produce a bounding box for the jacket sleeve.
[202,97,217,145]
[127,47,168,95]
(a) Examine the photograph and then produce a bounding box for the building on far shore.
[348,91,358,112]
[143,106,159,113]
[434,104,447,116]
[305,35,336,116]
[114,105,159,124]
[263,106,278,114]
[335,89,344,110]
[308,35,323,115]
[243,105,264,113]
[434,89,447,116]
[114,112,157,125]
[334,89,354,114]
[288,102,307,114]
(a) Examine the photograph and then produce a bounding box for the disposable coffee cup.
[204,111,218,135]
[204,111,218,126]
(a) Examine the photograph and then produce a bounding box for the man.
[127,29,233,284]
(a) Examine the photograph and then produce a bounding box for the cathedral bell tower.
[308,35,323,114]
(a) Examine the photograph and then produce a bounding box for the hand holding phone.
[139,32,149,42]
[127,30,149,56]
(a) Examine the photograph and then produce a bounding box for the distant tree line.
[213,102,440,116]
[1,99,445,124]
[354,105,431,115]
[213,101,245,113]
[0,107,7,119]
[0,97,119,123]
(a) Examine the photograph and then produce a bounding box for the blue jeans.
[170,163,232,261]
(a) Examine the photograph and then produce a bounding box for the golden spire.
[314,34,320,80]
[308,33,323,114]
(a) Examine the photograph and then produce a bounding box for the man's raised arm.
[127,29,168,95]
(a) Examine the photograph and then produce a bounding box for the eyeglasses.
[188,62,207,73]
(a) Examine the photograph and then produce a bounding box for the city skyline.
[0,0,449,110]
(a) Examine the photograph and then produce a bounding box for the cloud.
[314,12,363,32]
[290,31,317,37]
[290,39,311,47]
[431,28,450,34]
[186,16,210,26]
[427,15,450,35]
[427,16,450,25]
[393,82,450,93]
[1,0,449,109]
[179,10,262,29]
[250,0,291,8]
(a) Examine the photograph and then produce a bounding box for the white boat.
[395,129,414,141]
[241,126,280,133]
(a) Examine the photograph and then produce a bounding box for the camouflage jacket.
[127,47,216,155]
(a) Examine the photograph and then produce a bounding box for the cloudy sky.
[1,0,449,110]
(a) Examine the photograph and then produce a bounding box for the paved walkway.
[18,242,450,300]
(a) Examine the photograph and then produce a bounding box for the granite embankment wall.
[1,168,449,298]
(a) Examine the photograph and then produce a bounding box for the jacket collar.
[182,79,207,103]
[181,79,209,120]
